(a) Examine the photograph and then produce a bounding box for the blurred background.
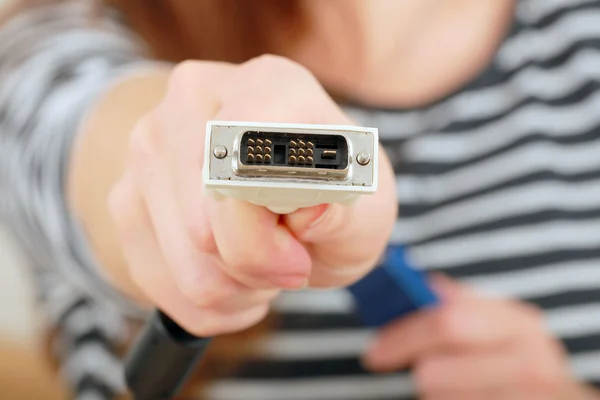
[0,2,64,397]
[0,227,35,348]
[0,227,62,398]
[1,0,599,399]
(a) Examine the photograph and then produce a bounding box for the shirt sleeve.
[0,2,173,397]
[0,0,167,318]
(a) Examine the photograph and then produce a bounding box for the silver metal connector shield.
[204,121,377,189]
[203,121,378,213]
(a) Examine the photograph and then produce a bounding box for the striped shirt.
[1,0,599,399]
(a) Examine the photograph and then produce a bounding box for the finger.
[428,274,478,302]
[207,196,312,290]
[161,60,235,122]
[206,57,349,290]
[213,55,395,289]
[363,297,540,371]
[414,351,523,395]
[220,55,348,125]
[422,393,505,400]
[416,349,568,400]
[423,393,511,400]
[282,204,331,234]
[109,172,272,336]
[128,121,279,312]
[156,60,235,169]
[285,144,398,287]
[158,61,234,255]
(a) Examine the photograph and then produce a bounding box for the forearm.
[67,69,171,302]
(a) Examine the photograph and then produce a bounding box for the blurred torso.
[288,0,517,108]
[192,2,600,399]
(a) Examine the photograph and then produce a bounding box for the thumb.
[284,200,389,288]
[284,203,343,242]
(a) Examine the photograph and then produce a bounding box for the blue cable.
[347,245,440,327]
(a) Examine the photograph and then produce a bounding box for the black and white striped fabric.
[1,0,599,399]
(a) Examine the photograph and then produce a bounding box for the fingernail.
[366,338,382,357]
[288,204,330,234]
[271,275,309,290]
[287,278,310,291]
[307,204,331,229]
[363,340,385,368]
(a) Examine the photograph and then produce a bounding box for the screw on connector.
[356,151,371,166]
[213,145,227,159]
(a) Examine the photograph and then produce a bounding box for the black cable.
[123,247,437,399]
[124,310,212,400]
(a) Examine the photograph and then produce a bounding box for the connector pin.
[322,150,337,159]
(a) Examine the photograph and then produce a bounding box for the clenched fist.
[107,55,397,337]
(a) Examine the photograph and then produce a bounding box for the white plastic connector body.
[202,121,379,214]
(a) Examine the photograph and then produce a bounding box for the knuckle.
[185,214,217,254]
[226,248,266,276]
[245,54,316,83]
[253,54,301,71]
[181,315,222,337]
[247,305,270,327]
[164,60,220,110]
[128,114,161,160]
[513,301,547,334]
[413,360,440,395]
[185,305,269,337]
[261,288,281,303]
[107,181,138,237]
[221,243,287,287]
[521,302,544,323]
[231,305,270,332]
[246,289,280,308]
[521,363,564,393]
[107,182,127,222]
[168,60,205,90]
[431,308,464,344]
[178,274,226,309]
